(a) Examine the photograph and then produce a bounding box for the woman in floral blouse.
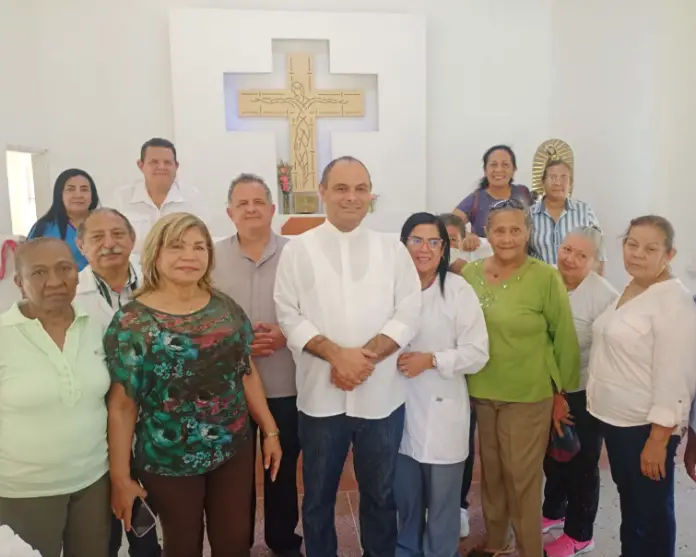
[105,212,281,557]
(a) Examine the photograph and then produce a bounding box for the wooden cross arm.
[313,90,365,117]
[237,90,296,116]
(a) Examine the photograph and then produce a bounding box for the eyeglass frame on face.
[545,173,571,185]
[405,236,444,250]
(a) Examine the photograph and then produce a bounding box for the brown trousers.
[139,437,254,557]
[473,397,553,557]
[0,473,111,557]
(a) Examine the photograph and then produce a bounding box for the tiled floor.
[119,441,696,557]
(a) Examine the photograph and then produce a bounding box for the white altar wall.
[168,9,425,237]
[1,0,695,288]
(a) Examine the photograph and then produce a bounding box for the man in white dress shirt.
[274,156,422,557]
[108,138,205,254]
[74,208,160,557]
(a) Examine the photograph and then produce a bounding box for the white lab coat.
[399,274,489,464]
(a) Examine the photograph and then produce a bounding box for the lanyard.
[93,265,138,309]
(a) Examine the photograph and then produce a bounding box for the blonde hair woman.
[105,213,281,557]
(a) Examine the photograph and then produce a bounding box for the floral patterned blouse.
[104,292,253,477]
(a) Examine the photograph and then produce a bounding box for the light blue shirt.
[530,198,605,265]
[27,221,88,270]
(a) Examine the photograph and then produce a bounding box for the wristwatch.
[431,354,438,369]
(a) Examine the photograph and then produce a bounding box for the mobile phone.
[131,497,157,538]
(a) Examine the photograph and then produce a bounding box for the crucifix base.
[292,192,320,214]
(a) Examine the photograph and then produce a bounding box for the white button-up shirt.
[399,275,489,464]
[567,271,619,392]
[274,221,422,419]
[107,180,206,254]
[587,278,696,428]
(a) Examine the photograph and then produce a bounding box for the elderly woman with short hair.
[541,227,619,557]
[0,238,111,557]
[461,199,580,557]
[529,160,604,272]
[105,212,282,557]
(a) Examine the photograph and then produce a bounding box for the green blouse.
[461,257,579,402]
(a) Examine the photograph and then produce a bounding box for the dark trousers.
[542,390,602,542]
[139,437,255,557]
[249,396,303,553]
[298,405,405,557]
[109,456,162,557]
[460,406,477,509]
[600,420,679,557]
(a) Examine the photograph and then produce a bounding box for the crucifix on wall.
[237,53,365,214]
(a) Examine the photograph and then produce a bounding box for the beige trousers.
[0,473,111,557]
[473,398,553,557]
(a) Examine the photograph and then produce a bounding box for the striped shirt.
[530,198,605,265]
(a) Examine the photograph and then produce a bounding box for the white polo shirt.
[107,180,206,254]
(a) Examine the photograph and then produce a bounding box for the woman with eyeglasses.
[529,161,605,273]
[541,227,618,557]
[461,198,579,557]
[394,212,489,557]
[452,145,534,254]
[586,215,696,557]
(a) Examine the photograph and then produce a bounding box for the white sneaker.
[459,508,470,538]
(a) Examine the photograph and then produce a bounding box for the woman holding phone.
[105,213,282,557]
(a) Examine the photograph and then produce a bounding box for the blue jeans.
[600,421,679,557]
[395,455,464,557]
[298,405,405,557]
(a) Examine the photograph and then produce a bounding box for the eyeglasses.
[490,198,527,211]
[406,236,444,250]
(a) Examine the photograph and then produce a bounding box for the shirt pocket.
[424,396,467,463]
[613,313,651,343]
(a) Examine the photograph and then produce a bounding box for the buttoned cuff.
[647,405,680,428]
[379,320,412,349]
[286,320,321,354]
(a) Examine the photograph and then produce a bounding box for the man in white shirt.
[74,208,160,557]
[108,138,205,254]
[274,156,422,557]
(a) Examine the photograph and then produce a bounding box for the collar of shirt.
[91,264,139,309]
[231,232,279,266]
[130,180,186,206]
[532,197,576,215]
[1,301,89,327]
[320,219,364,239]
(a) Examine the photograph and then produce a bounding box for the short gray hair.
[567,225,604,258]
[76,208,136,240]
[227,173,272,204]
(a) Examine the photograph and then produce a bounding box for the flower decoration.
[277,161,293,195]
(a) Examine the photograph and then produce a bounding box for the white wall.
[1,0,694,288]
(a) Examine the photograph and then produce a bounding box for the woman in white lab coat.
[394,212,490,557]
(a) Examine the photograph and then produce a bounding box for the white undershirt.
[274,221,422,419]
[587,278,696,428]
[399,275,489,464]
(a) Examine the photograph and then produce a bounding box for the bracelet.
[264,430,280,438]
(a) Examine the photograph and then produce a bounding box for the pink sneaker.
[542,516,565,534]
[543,533,595,557]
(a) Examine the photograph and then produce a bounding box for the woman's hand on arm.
[107,383,146,531]
[242,361,282,481]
